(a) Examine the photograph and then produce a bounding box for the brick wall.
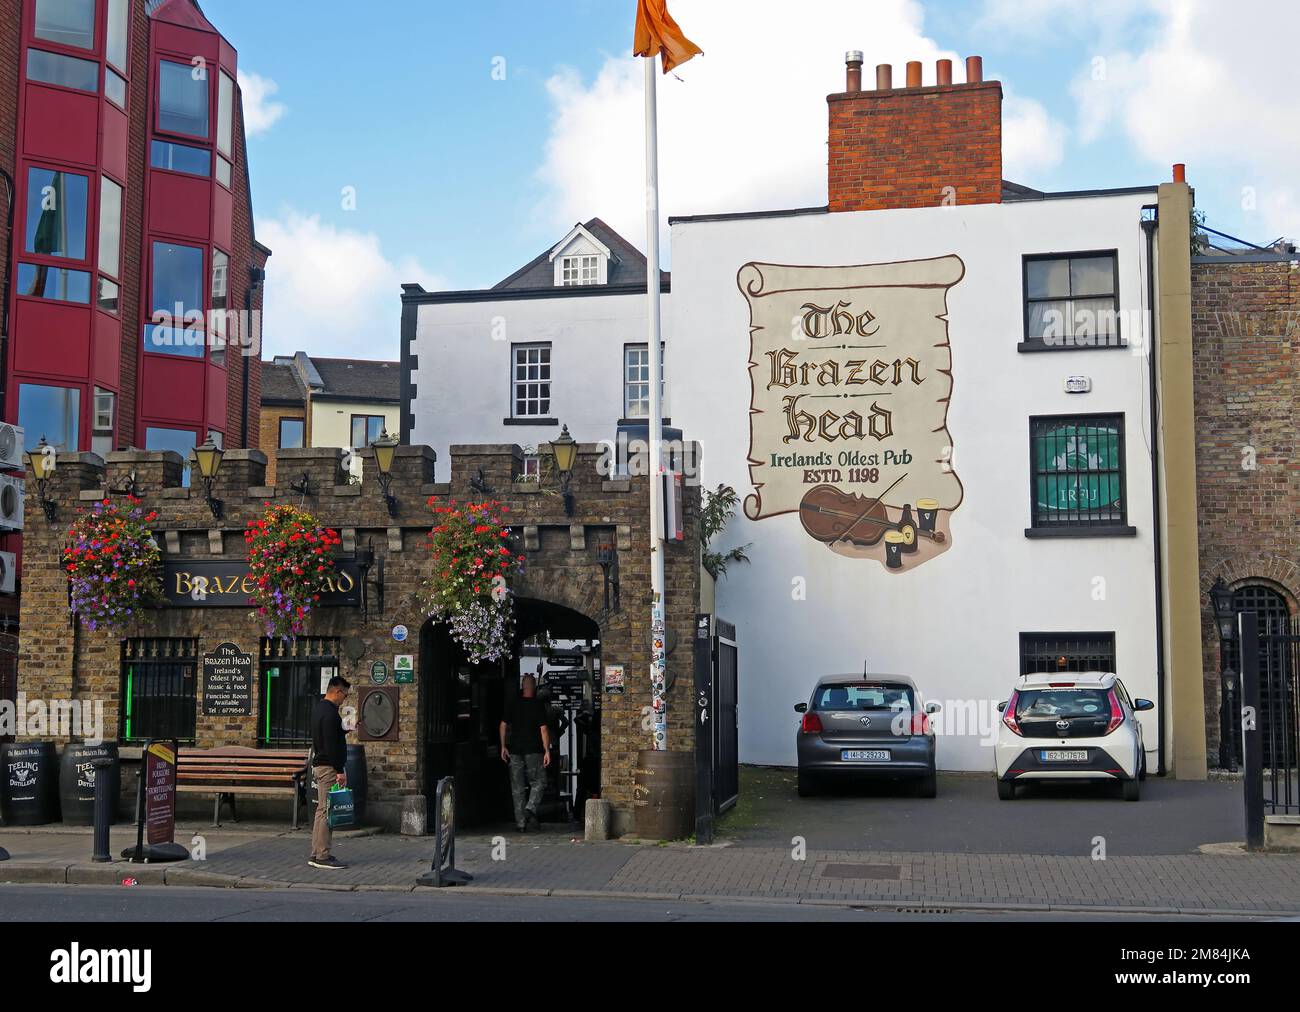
[19,442,701,830]
[828,81,1003,213]
[258,405,304,484]
[1192,258,1300,759]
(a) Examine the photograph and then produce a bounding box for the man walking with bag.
[500,673,551,832]
[310,675,351,869]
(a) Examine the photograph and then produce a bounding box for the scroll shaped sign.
[738,256,966,574]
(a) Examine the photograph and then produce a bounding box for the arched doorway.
[1224,583,1295,768]
[422,598,602,828]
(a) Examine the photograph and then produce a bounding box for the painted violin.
[799,480,947,548]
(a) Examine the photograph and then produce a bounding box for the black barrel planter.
[1,741,59,826]
[345,743,368,825]
[59,743,121,826]
[632,749,694,841]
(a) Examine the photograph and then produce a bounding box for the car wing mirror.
[925,702,942,715]
[794,702,808,714]
[1133,699,1155,712]
[996,700,1007,713]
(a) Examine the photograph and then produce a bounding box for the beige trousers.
[311,765,339,860]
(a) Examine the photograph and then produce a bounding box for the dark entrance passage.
[422,598,601,828]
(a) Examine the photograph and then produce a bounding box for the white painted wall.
[670,193,1161,772]
[411,291,672,482]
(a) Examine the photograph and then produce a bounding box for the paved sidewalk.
[3,825,1299,916]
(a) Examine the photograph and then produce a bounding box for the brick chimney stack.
[828,54,1003,213]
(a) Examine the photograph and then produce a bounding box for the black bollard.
[91,758,115,863]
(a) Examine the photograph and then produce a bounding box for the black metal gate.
[1241,611,1299,849]
[693,614,738,844]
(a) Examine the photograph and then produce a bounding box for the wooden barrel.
[633,749,694,841]
[59,743,120,826]
[1,741,59,826]
[344,744,367,825]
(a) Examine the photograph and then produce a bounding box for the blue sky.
[199,0,1298,361]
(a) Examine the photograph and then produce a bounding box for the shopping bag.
[327,784,355,828]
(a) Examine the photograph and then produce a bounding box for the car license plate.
[842,749,890,762]
[1041,749,1088,762]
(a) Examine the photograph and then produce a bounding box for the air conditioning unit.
[0,552,14,594]
[0,475,23,532]
[0,424,24,470]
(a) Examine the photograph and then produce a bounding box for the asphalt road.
[721,769,1246,855]
[0,885,1266,922]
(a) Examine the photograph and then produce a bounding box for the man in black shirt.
[500,673,551,832]
[309,675,351,869]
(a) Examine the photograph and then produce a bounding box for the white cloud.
[1003,93,1067,177]
[237,70,287,136]
[535,0,1064,249]
[1057,0,1300,242]
[257,210,445,359]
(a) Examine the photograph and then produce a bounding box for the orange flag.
[633,0,702,73]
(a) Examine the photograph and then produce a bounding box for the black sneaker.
[308,856,347,870]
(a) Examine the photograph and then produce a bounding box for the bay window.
[34,0,96,50]
[26,49,98,92]
[146,241,206,358]
[157,59,209,138]
[18,384,81,452]
[25,166,89,260]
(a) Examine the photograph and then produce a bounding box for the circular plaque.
[360,691,397,738]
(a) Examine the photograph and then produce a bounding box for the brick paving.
[7,825,1298,914]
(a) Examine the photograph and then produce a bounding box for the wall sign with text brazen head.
[163,560,362,607]
[738,256,966,573]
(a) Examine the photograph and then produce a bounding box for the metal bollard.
[91,757,115,863]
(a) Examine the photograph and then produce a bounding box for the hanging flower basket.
[245,503,342,639]
[63,497,163,633]
[418,498,524,663]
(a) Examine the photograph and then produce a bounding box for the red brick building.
[1,0,267,471]
[1192,251,1299,762]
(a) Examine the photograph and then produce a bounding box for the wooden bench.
[176,747,311,829]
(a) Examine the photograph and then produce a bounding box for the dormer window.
[549,223,613,287]
[561,255,601,286]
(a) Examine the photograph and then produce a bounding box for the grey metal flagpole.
[643,54,668,751]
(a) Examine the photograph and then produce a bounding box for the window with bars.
[512,344,551,418]
[1023,252,1121,348]
[1028,414,1131,533]
[560,254,600,286]
[1019,633,1117,676]
[260,637,341,747]
[121,638,198,744]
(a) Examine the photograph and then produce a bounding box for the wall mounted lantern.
[551,424,578,516]
[1209,576,1240,771]
[191,438,225,519]
[355,540,386,623]
[596,541,620,614]
[24,435,58,523]
[371,429,400,518]
[1209,577,1237,643]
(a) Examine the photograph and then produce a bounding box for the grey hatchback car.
[795,674,941,798]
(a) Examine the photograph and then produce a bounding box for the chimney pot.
[936,59,953,86]
[966,55,983,84]
[845,51,864,93]
[1172,163,1186,183]
[906,61,922,88]
[875,63,893,91]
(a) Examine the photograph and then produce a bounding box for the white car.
[993,672,1153,801]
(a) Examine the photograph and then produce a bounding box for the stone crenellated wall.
[18,442,701,831]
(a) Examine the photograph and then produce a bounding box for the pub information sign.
[143,740,178,847]
[201,642,254,717]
